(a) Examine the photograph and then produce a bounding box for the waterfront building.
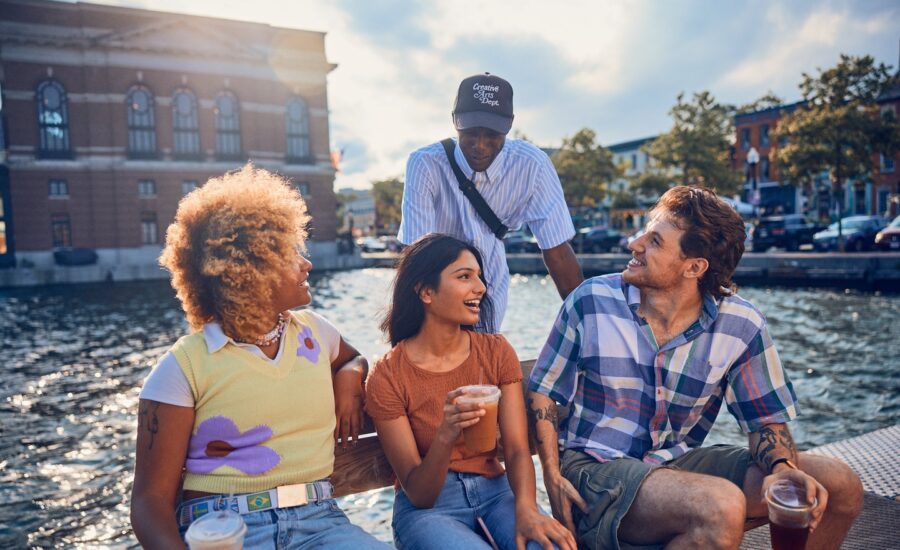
[607,136,658,230]
[338,187,376,236]
[608,136,655,188]
[733,101,809,218]
[0,0,342,278]
[735,82,900,221]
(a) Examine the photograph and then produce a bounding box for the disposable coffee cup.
[765,479,816,550]
[185,509,247,550]
[456,385,501,453]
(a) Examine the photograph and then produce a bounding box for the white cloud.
[83,0,900,190]
[717,7,892,95]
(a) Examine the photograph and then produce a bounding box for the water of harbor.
[1,269,898,547]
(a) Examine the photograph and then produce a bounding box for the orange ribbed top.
[365,332,523,480]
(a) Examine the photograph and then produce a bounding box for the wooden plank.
[331,435,394,497]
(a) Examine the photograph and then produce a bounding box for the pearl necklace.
[240,312,287,347]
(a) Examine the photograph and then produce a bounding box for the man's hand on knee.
[544,471,588,535]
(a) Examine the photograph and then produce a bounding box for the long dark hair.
[381,233,495,346]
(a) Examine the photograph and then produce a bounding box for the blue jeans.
[392,471,554,550]
[180,499,390,549]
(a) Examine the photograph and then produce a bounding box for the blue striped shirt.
[399,138,575,330]
[527,274,798,464]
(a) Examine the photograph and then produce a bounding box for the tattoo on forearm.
[138,402,160,450]
[778,428,797,459]
[754,425,797,472]
[526,395,559,442]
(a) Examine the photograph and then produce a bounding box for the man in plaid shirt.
[527,187,862,550]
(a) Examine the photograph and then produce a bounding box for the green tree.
[551,128,620,208]
[775,54,900,249]
[736,91,784,115]
[629,171,673,201]
[371,177,404,232]
[647,91,741,195]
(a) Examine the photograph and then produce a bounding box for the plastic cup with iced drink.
[765,478,816,550]
[185,509,247,550]
[456,385,501,453]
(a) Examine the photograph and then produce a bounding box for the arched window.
[215,91,241,158]
[286,97,310,162]
[172,88,200,157]
[36,80,71,156]
[126,85,157,157]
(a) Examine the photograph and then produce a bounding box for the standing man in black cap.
[398,73,583,331]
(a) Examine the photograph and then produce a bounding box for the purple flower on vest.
[297,326,321,363]
[185,416,280,475]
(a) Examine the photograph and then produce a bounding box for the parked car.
[356,236,387,252]
[874,215,900,251]
[503,229,539,253]
[813,215,887,252]
[575,226,624,253]
[378,235,405,252]
[751,214,821,252]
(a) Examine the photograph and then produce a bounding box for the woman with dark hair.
[366,233,575,550]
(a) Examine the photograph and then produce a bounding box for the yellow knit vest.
[173,310,335,494]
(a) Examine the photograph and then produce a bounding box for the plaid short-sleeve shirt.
[527,274,798,465]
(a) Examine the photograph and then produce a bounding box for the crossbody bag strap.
[440,138,509,239]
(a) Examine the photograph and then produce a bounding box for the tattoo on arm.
[526,396,559,445]
[138,402,160,450]
[778,428,797,459]
[753,425,797,472]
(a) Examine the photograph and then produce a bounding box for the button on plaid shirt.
[527,274,798,465]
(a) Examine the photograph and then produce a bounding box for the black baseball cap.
[452,73,514,135]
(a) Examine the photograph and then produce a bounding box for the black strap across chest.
[440,138,509,239]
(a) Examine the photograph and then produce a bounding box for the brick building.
[735,88,900,221]
[733,101,808,217]
[0,0,343,277]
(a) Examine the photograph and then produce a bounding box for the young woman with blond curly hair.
[130,165,389,549]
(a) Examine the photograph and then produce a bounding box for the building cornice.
[5,155,336,177]
[0,16,336,77]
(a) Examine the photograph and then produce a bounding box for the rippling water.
[1,270,898,547]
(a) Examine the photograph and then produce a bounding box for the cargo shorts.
[560,444,752,550]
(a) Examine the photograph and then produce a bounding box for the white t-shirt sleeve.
[139,351,195,407]
[306,310,342,362]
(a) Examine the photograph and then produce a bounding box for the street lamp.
[747,147,760,216]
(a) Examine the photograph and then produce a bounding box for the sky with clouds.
[92,0,899,189]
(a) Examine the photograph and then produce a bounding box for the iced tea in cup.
[456,385,501,453]
[185,509,247,550]
[765,479,816,550]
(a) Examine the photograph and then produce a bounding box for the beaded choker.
[239,312,287,347]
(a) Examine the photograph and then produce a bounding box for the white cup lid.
[456,384,501,403]
[186,510,246,541]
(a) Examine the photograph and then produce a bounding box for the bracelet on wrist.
[769,457,798,474]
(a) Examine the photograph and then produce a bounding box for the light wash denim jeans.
[392,471,556,550]
[179,499,390,549]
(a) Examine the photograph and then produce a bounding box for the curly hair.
[650,186,745,299]
[159,164,310,341]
